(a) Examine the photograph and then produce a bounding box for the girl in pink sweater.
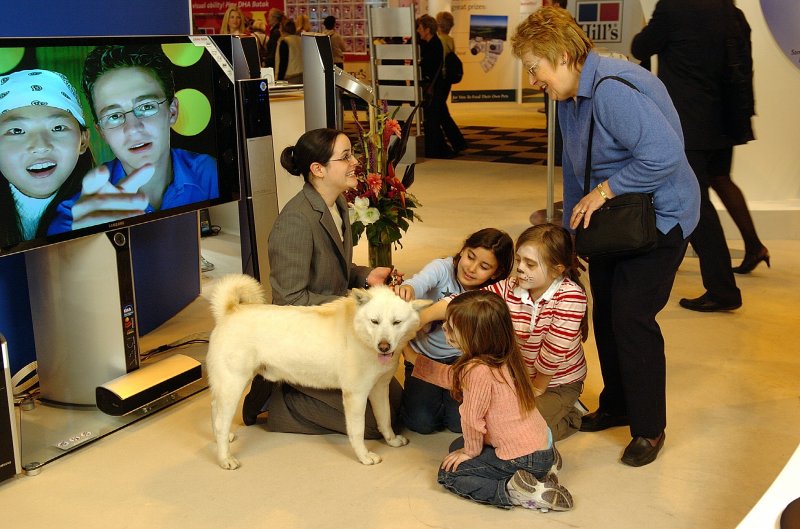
[404,290,573,512]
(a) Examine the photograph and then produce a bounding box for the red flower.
[383,118,401,146]
[366,173,383,196]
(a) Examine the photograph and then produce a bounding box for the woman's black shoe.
[732,246,770,274]
[579,409,629,432]
[242,375,273,426]
[621,433,665,467]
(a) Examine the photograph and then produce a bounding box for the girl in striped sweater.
[403,290,573,511]
[418,223,589,441]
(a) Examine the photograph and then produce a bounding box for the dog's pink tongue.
[378,353,393,364]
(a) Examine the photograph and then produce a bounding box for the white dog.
[206,274,429,469]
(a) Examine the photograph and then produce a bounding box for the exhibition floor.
[2,102,798,528]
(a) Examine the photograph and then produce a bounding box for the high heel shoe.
[732,246,770,274]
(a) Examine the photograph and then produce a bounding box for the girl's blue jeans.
[437,436,555,508]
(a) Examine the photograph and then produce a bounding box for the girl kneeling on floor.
[403,290,573,512]
[395,227,514,434]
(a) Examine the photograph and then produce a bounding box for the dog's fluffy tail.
[210,274,266,323]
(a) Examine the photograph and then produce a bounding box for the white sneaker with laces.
[507,469,574,512]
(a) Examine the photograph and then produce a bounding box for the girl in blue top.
[396,227,514,433]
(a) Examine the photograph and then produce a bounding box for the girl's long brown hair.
[448,290,538,415]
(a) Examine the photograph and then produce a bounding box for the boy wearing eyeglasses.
[48,45,218,234]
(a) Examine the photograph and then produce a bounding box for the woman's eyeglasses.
[328,152,356,163]
[527,61,541,79]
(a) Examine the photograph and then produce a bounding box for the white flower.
[348,200,380,226]
[362,207,380,224]
[353,196,371,209]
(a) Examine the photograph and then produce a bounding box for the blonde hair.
[511,6,593,70]
[221,5,246,34]
[295,14,312,33]
[436,11,454,34]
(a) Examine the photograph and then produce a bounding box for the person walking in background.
[435,11,468,155]
[632,0,749,312]
[275,18,303,84]
[257,8,284,70]
[295,13,312,34]
[511,7,700,466]
[633,0,765,277]
[416,15,455,159]
[323,16,347,69]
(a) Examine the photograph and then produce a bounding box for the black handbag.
[574,76,658,260]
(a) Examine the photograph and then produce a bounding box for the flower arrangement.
[345,100,421,262]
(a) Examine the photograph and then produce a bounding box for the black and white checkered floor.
[457,126,548,165]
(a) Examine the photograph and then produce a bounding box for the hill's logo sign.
[576,1,623,43]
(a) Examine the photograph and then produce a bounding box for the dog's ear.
[351,288,372,306]
[410,299,433,312]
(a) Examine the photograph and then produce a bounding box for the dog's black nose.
[378,341,391,353]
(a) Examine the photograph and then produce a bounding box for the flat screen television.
[0,35,241,257]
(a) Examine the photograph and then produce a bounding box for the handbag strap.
[583,75,641,195]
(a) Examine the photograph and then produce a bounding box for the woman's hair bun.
[279,146,302,177]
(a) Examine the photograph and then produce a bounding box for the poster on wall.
[450,0,522,103]
[760,0,800,70]
[191,1,275,35]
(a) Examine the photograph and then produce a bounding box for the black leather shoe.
[242,375,273,426]
[679,293,741,312]
[579,409,629,432]
[621,432,665,467]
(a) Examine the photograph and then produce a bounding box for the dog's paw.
[218,455,241,470]
[358,451,383,465]
[386,434,409,447]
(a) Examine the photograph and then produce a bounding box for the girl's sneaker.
[549,445,563,479]
[507,469,574,512]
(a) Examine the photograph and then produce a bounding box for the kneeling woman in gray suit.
[241,128,399,436]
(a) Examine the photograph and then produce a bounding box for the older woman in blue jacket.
[512,7,700,467]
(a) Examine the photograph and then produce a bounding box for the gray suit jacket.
[268,182,371,306]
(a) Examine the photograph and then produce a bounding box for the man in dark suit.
[632,0,742,312]
[417,14,456,159]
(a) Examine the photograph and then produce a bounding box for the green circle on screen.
[0,48,25,73]
[161,43,205,67]
[173,88,211,136]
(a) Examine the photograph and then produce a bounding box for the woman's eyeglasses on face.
[328,152,356,163]
[527,61,541,80]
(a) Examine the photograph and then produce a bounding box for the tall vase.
[368,242,393,268]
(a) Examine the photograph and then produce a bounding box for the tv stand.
[25,230,139,407]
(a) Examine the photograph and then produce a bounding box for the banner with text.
[450,0,529,103]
